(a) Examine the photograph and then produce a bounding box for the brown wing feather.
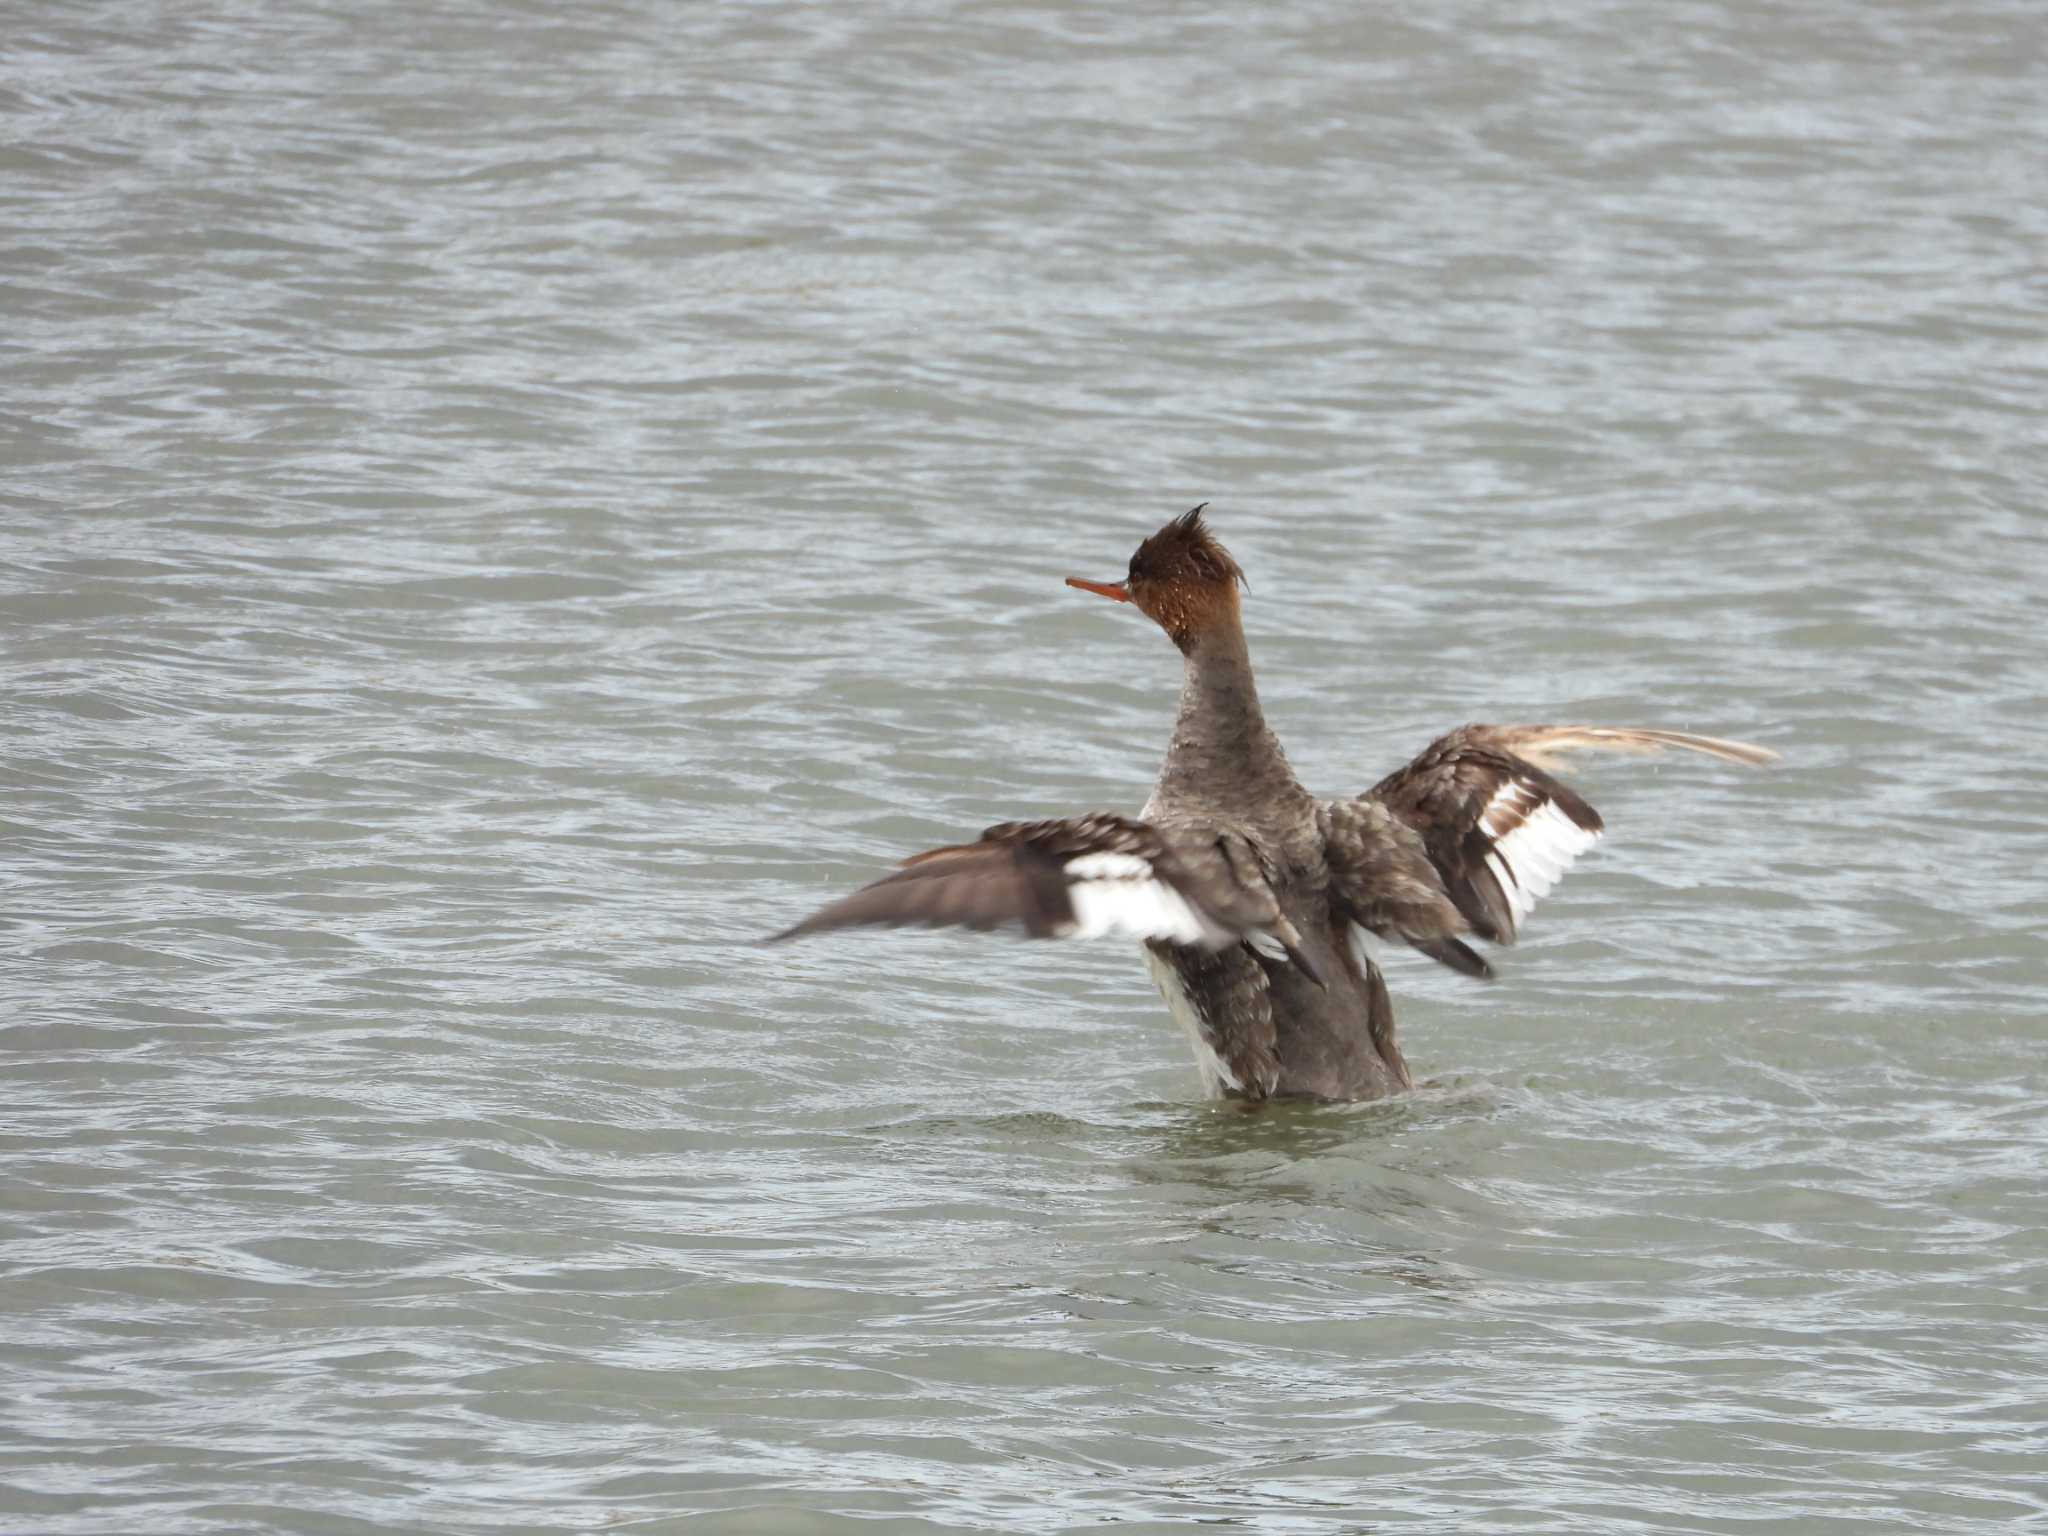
[772,814,1154,943]
[1368,722,1774,951]
[771,839,1073,941]
[1455,725,1779,772]
[1317,797,1493,979]
[771,814,1323,984]
[1371,732,1598,946]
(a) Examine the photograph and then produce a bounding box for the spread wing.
[1318,795,1493,978]
[771,812,1326,983]
[1346,724,1777,977]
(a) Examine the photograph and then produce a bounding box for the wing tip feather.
[1415,936,1495,981]
[1503,725,1780,770]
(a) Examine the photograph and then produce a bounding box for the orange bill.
[1064,576,1130,602]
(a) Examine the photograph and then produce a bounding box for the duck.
[773,507,1776,1101]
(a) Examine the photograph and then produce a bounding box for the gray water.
[5,1,2047,1531]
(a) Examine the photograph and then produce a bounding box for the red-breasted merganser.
[775,508,1777,1101]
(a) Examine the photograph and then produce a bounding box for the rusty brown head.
[1065,505,1246,651]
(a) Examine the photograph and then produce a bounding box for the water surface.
[4,0,2046,1531]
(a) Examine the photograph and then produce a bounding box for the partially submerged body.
[775,509,1775,1102]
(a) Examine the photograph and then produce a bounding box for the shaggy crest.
[1120,505,1247,650]
[1128,504,1246,593]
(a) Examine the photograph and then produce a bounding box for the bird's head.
[1065,505,1246,652]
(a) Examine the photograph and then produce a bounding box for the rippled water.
[5,0,2046,1531]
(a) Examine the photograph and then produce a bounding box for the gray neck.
[1155,624,1304,811]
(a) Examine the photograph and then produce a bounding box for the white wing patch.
[1243,931,1289,962]
[1478,782,1602,928]
[1058,851,1234,947]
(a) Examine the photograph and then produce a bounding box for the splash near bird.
[774,508,1777,1101]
